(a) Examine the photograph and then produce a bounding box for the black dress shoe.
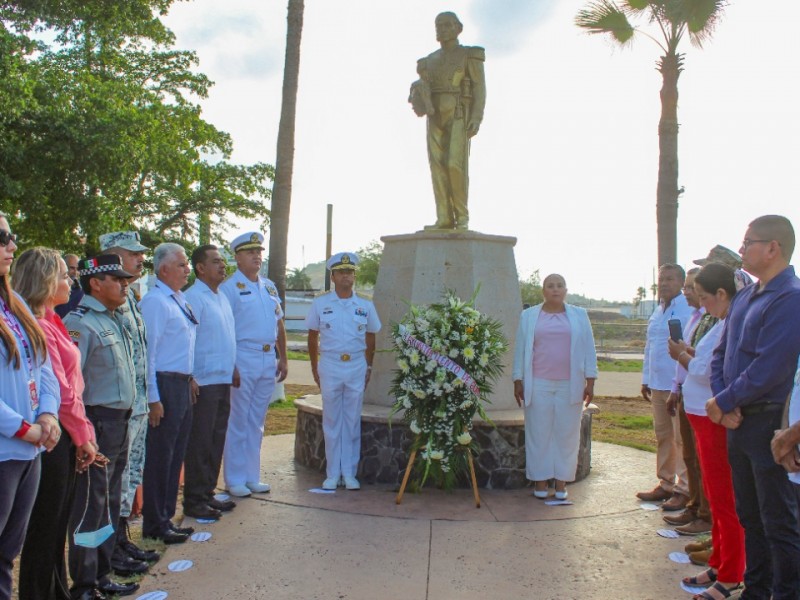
[119,539,160,562]
[72,589,105,600]
[208,497,236,512]
[169,522,195,535]
[98,580,140,596]
[183,504,223,520]
[156,529,189,544]
[110,550,149,576]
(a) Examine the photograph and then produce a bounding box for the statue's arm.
[466,47,486,136]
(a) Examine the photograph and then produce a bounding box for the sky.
[163,0,800,302]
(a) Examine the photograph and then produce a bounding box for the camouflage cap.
[99,231,149,252]
[693,245,742,269]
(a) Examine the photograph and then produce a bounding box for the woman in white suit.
[513,274,598,499]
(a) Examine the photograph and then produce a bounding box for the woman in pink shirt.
[13,247,97,600]
[513,274,598,500]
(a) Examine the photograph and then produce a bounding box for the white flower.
[398,358,410,373]
[415,318,429,332]
[478,353,489,367]
[459,399,473,409]
[410,420,421,434]
[463,347,475,361]
[450,331,460,341]
[456,432,472,445]
[402,396,412,409]
[449,348,459,358]
[413,389,426,399]
[425,359,437,373]
[409,350,420,367]
[430,449,444,460]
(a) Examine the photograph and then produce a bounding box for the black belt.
[84,406,132,420]
[740,402,784,417]
[157,371,193,382]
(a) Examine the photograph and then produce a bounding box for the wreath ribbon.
[398,325,481,397]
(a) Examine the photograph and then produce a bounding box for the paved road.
[287,359,642,399]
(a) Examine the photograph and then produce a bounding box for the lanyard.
[0,299,33,374]
[0,298,39,410]
[171,295,198,325]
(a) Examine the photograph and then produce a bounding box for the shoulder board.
[68,330,81,339]
[466,46,485,60]
[68,306,89,318]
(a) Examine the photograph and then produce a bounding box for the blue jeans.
[728,410,800,600]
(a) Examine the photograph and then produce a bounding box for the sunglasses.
[0,230,16,247]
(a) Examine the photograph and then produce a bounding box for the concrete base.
[366,229,521,411]
[294,396,595,489]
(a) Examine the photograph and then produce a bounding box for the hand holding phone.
[668,318,683,342]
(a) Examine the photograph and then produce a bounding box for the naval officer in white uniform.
[220,232,288,497]
[306,252,381,490]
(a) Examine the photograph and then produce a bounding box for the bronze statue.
[410,12,486,231]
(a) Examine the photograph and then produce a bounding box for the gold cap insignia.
[342,254,351,264]
[250,233,259,243]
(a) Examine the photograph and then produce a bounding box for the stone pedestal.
[365,229,521,410]
[293,229,596,489]
[294,396,595,489]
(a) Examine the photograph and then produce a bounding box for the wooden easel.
[395,443,481,508]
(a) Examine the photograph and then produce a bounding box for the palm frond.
[680,0,728,47]
[575,0,635,45]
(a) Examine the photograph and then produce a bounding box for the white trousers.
[524,378,582,482]
[318,356,367,479]
[223,349,276,486]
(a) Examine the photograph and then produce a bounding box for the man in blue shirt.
[708,215,800,600]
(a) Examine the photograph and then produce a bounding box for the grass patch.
[285,350,309,361]
[597,358,643,372]
[265,384,317,436]
[592,396,656,452]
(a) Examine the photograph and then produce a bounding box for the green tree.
[520,270,543,307]
[268,0,304,306]
[355,240,382,287]
[0,0,271,253]
[286,267,312,290]
[575,0,727,265]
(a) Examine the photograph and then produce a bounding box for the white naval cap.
[230,231,265,254]
[326,252,359,271]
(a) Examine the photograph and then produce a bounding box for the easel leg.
[395,448,417,505]
[467,451,481,508]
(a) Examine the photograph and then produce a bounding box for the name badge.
[29,379,39,411]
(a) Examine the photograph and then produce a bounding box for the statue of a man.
[410,12,486,231]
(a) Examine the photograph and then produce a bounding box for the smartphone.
[668,318,683,342]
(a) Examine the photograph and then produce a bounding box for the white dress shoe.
[246,481,271,493]
[228,485,252,498]
[555,489,568,500]
[533,489,548,499]
[344,477,360,490]
[322,478,338,490]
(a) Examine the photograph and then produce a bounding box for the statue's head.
[435,12,463,42]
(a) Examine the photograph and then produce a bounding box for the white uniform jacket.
[512,304,598,407]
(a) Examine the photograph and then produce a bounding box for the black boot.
[116,516,160,563]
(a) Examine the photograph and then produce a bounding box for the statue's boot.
[424,221,454,230]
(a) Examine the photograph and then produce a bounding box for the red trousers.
[687,413,745,582]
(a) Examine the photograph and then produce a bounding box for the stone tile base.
[294,397,593,489]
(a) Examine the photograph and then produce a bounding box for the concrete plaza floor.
[133,434,707,600]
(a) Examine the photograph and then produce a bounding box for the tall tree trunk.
[268,0,304,306]
[656,51,682,266]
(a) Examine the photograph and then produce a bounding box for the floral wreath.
[389,289,508,488]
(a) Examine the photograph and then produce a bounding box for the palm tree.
[268,0,305,305]
[575,0,727,265]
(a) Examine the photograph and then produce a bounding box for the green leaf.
[575,1,635,45]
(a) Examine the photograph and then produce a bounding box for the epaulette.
[69,306,90,318]
[466,46,485,61]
